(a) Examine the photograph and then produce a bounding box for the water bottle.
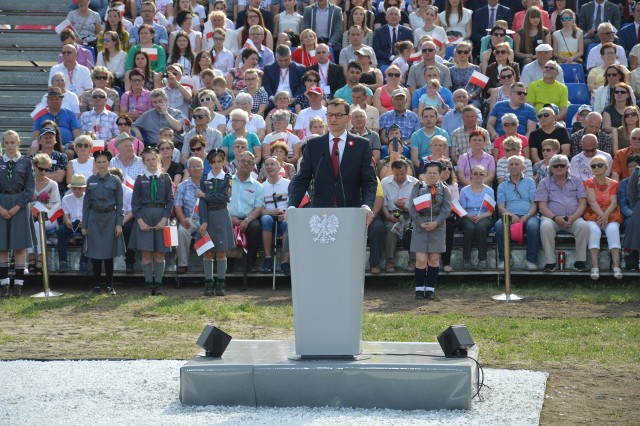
[128,95,136,113]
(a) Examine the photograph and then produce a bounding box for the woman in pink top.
[108,115,145,156]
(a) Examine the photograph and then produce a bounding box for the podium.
[288,208,367,358]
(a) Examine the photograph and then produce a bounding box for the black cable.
[362,352,486,400]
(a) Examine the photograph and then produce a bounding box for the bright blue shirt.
[409,127,451,158]
[33,108,80,144]
[333,85,373,104]
[460,185,494,216]
[221,132,261,162]
[228,174,264,218]
[497,175,536,216]
[411,86,454,110]
[489,101,537,136]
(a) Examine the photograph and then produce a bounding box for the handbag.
[402,226,412,250]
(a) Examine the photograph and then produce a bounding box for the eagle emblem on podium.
[309,212,340,244]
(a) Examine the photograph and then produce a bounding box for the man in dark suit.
[236,0,275,35]
[471,1,513,58]
[309,44,346,99]
[263,45,307,100]
[617,3,640,57]
[579,0,621,43]
[373,7,414,66]
[289,99,378,225]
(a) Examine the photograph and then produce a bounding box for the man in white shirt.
[570,134,613,181]
[294,86,327,139]
[520,44,565,87]
[49,44,93,95]
[585,22,628,71]
[259,156,290,273]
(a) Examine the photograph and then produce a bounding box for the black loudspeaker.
[197,325,232,357]
[437,325,475,357]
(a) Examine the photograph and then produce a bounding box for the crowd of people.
[1,0,640,299]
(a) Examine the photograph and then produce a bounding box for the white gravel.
[0,360,547,426]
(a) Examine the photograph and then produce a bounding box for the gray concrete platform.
[180,340,479,411]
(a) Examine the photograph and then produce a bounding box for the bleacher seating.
[560,63,585,84]
[566,83,591,105]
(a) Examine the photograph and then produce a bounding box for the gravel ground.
[0,360,547,425]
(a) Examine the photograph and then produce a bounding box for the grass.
[0,279,638,368]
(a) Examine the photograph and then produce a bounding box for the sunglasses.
[514,91,527,96]
[456,50,470,54]
[560,16,572,21]
[538,113,551,118]
[422,48,436,53]
[606,73,620,78]
[117,122,129,126]
[36,166,49,172]
[544,66,557,71]
[625,112,638,118]
[500,74,513,79]
[94,75,109,80]
[495,50,507,55]
[193,114,208,119]
[615,90,629,95]
[503,122,517,127]
[552,164,567,168]
[387,73,401,77]
[103,38,112,42]
[199,97,213,102]
[492,32,506,37]
[75,143,90,148]
[191,146,203,152]
[472,172,486,176]
[92,94,106,99]
[590,163,606,169]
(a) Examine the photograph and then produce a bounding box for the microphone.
[314,150,326,180]
[334,150,347,208]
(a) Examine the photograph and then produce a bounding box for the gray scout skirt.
[83,209,126,259]
[410,221,446,254]
[205,207,236,251]
[0,194,36,250]
[128,206,172,252]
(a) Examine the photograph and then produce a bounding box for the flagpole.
[32,212,63,298]
[493,214,522,302]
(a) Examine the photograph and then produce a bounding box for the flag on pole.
[92,139,105,153]
[55,19,75,35]
[105,98,114,111]
[180,76,196,91]
[124,175,135,190]
[243,38,257,50]
[48,207,64,223]
[30,105,49,121]
[409,51,422,62]
[163,225,179,247]
[32,201,48,218]
[469,71,489,89]
[451,200,468,217]
[234,226,248,253]
[141,47,158,61]
[482,194,496,213]
[194,234,214,255]
[413,193,432,211]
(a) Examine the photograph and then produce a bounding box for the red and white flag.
[243,38,257,50]
[92,139,105,153]
[163,225,178,247]
[482,194,496,213]
[451,200,468,217]
[48,207,64,223]
[105,98,114,111]
[117,4,125,16]
[124,175,135,190]
[413,193,432,211]
[32,201,48,218]
[234,226,248,253]
[180,76,196,91]
[409,51,422,62]
[469,71,489,89]
[194,233,214,255]
[205,32,213,40]
[142,47,158,61]
[55,19,75,35]
[433,37,444,49]
[30,105,48,121]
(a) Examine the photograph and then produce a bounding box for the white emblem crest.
[309,212,340,244]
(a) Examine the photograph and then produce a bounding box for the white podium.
[288,208,367,358]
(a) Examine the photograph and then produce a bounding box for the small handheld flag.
[194,234,214,255]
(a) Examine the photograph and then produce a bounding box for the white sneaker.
[525,261,538,271]
[590,268,600,280]
[613,267,623,280]
[497,260,505,269]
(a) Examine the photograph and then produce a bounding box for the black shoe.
[93,286,102,295]
[143,283,153,295]
[125,263,134,274]
[543,263,557,272]
[204,279,214,297]
[415,291,425,299]
[260,257,273,273]
[215,279,226,296]
[573,261,588,272]
[0,285,9,298]
[153,283,163,296]
[12,285,22,298]
[425,291,435,300]
[106,287,116,296]
[280,262,291,276]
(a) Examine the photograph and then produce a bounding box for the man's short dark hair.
[421,105,438,117]
[347,61,363,72]
[351,84,368,96]
[391,159,408,170]
[328,98,350,115]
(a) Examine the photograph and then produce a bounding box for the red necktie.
[331,137,340,177]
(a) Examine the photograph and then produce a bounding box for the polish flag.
[105,98,114,111]
[117,4,125,16]
[180,76,196,91]
[124,175,136,190]
[482,194,496,213]
[409,51,422,62]
[32,201,48,218]
[30,105,49,121]
[234,226,248,253]
[92,139,105,153]
[413,193,432,211]
[163,226,178,247]
[469,71,489,89]
[298,193,310,208]
[194,233,214,255]
[432,37,444,50]
[55,19,75,35]
[48,207,64,223]
[451,200,468,217]
[205,32,213,40]
[193,203,199,215]
[243,38,257,50]
[142,47,158,61]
